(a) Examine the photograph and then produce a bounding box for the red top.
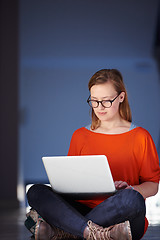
[68,126,160,208]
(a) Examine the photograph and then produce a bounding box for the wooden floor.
[0,193,160,240]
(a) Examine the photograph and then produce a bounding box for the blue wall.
[18,0,160,191]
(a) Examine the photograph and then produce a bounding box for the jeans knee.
[135,191,146,215]
[27,184,48,207]
[123,189,146,216]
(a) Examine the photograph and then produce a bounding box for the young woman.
[26,69,160,240]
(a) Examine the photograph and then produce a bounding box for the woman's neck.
[93,119,131,134]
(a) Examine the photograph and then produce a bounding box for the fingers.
[114,181,129,190]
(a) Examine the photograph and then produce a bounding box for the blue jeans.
[27,184,146,240]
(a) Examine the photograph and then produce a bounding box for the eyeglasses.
[87,93,121,108]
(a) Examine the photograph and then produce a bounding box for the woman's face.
[90,81,125,122]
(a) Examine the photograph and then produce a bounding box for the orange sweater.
[68,126,160,208]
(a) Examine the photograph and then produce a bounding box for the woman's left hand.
[115,181,159,198]
[114,181,131,190]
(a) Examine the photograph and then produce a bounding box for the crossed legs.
[27,184,146,240]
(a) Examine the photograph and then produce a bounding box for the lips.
[98,112,107,115]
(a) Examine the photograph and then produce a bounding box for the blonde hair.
[88,69,132,130]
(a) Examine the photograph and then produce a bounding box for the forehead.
[90,82,117,97]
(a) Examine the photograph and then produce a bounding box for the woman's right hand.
[114,181,129,190]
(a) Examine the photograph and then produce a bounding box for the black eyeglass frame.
[87,92,121,108]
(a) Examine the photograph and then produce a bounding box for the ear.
[119,92,125,103]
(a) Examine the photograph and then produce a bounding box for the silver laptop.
[42,155,116,198]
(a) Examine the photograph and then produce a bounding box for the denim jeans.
[27,184,146,240]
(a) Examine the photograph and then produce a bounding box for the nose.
[98,102,105,109]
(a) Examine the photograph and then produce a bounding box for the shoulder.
[68,127,89,155]
[72,127,87,135]
[71,127,89,139]
[132,127,156,150]
[130,123,150,137]
[133,127,153,139]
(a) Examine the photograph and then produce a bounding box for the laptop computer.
[42,155,116,199]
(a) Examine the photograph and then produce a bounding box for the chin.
[97,116,108,121]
